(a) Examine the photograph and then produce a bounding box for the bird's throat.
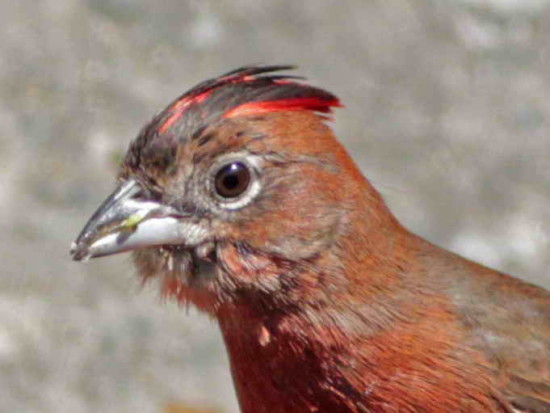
[217,301,369,413]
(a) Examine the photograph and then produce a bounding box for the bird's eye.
[208,155,261,210]
[214,162,251,198]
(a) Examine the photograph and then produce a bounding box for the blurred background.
[1,0,549,412]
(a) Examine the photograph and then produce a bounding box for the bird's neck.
[215,229,418,413]
[215,219,503,412]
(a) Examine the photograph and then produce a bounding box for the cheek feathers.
[225,162,346,260]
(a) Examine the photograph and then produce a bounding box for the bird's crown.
[139,65,340,140]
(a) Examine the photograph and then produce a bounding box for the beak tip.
[70,241,92,262]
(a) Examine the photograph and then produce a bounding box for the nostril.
[128,179,164,203]
[135,189,161,203]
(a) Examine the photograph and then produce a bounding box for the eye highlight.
[214,162,251,198]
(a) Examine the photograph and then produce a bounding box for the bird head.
[71,66,395,314]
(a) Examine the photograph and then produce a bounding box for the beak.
[70,180,203,261]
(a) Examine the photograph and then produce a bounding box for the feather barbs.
[223,97,341,119]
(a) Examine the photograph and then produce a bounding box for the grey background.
[1,1,548,412]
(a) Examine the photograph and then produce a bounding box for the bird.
[71,65,549,412]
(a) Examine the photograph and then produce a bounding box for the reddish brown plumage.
[73,66,550,412]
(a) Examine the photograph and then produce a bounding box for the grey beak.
[70,180,203,261]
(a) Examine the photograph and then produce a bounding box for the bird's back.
[416,237,550,412]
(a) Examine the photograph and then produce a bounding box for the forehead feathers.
[125,66,341,171]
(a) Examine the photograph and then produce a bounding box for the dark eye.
[214,162,251,198]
